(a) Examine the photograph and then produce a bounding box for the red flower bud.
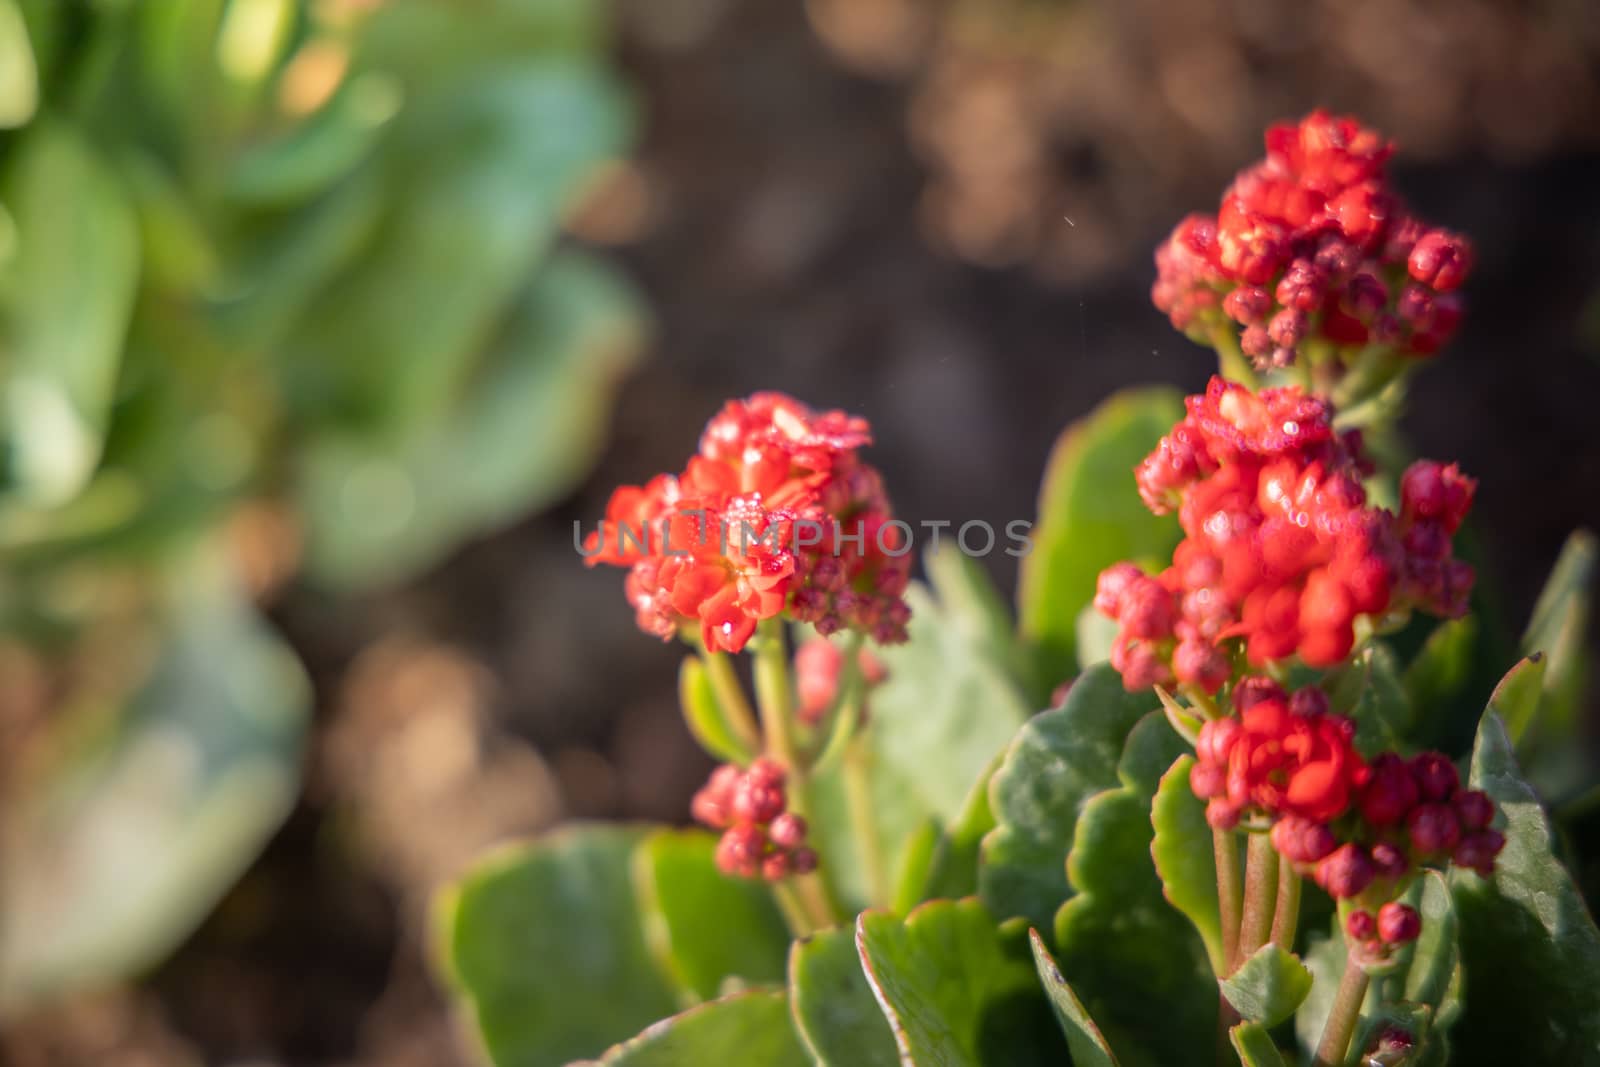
[1094,562,1145,618]
[747,757,787,790]
[1346,909,1376,941]
[1120,577,1179,639]
[1454,789,1495,831]
[1233,676,1287,712]
[769,812,808,850]
[1288,686,1330,719]
[1378,902,1422,944]
[1173,637,1231,693]
[1197,716,1242,766]
[733,780,786,825]
[791,846,819,874]
[761,852,792,881]
[1453,829,1505,877]
[1370,841,1409,880]
[1271,815,1336,864]
[1407,229,1473,292]
[1409,752,1459,802]
[1407,802,1462,855]
[1316,844,1375,898]
[716,825,768,878]
[1207,798,1243,831]
[1190,760,1227,800]
[1359,753,1421,827]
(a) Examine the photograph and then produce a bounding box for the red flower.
[1152,111,1472,364]
[588,393,911,652]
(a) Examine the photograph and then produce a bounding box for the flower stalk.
[1315,950,1371,1067]
[1270,864,1302,951]
[1236,831,1279,967]
[1214,827,1242,970]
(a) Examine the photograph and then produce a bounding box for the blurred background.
[1,0,1598,1063]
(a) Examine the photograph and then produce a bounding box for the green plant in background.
[435,114,1599,1065]
[0,0,643,1009]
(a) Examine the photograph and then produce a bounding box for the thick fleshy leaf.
[677,656,756,765]
[921,750,1003,904]
[1151,755,1224,973]
[436,825,679,1067]
[1028,929,1118,1067]
[632,829,790,1003]
[1221,944,1313,1028]
[788,925,898,1067]
[286,63,632,433]
[1229,1022,1289,1067]
[1487,655,1546,749]
[0,0,38,127]
[979,663,1155,932]
[1402,617,1477,737]
[1449,711,1600,1066]
[0,120,140,505]
[1017,387,1185,687]
[1051,785,1215,1065]
[812,547,1031,911]
[1517,530,1595,797]
[299,250,646,588]
[856,899,1063,1066]
[0,552,308,1007]
[1346,643,1408,754]
[586,990,809,1067]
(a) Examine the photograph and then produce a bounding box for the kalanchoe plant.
[434,112,1600,1067]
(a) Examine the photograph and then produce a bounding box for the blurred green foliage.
[0,0,643,1009]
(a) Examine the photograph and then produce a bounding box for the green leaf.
[889,818,942,917]
[287,63,632,433]
[1229,1022,1289,1067]
[1028,929,1119,1067]
[1488,654,1546,747]
[979,662,1154,932]
[1150,755,1224,973]
[0,550,308,1007]
[922,750,1003,904]
[632,829,790,1003]
[1449,711,1600,1066]
[1345,643,1409,754]
[224,73,401,206]
[788,925,898,1067]
[299,250,646,588]
[1221,944,1313,1028]
[436,825,679,1067]
[1402,616,1477,731]
[1396,872,1461,1058]
[0,0,38,128]
[812,546,1031,912]
[678,656,756,765]
[0,121,140,505]
[1051,777,1215,1065]
[1017,386,1184,686]
[856,899,1064,1066]
[587,990,810,1067]
[1517,530,1595,796]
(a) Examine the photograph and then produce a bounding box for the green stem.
[1211,327,1260,390]
[1270,864,1301,951]
[753,620,802,772]
[752,619,843,926]
[843,737,889,907]
[1214,828,1242,973]
[699,649,762,753]
[1314,950,1371,1067]
[1235,832,1279,968]
[772,881,815,938]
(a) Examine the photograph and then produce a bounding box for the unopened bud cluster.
[1152,110,1474,370]
[1190,678,1503,954]
[692,759,818,881]
[586,393,911,653]
[1097,377,1474,692]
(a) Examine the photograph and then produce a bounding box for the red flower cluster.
[691,759,818,880]
[586,393,912,652]
[794,637,888,726]
[1152,110,1473,367]
[1189,685,1364,830]
[1096,377,1474,689]
[1192,679,1505,907]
